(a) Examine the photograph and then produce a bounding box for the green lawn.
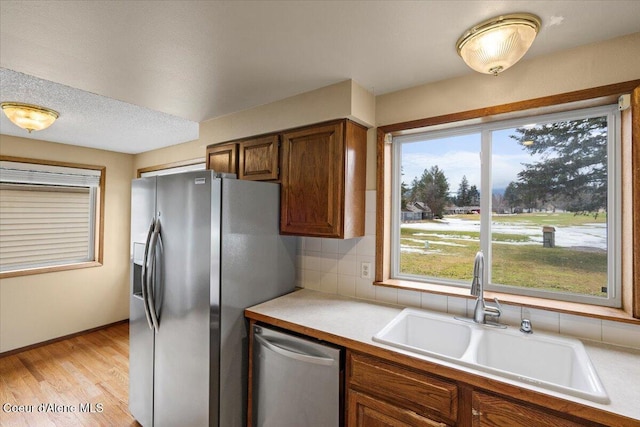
[400,213,607,297]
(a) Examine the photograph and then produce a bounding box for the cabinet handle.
[472,408,482,417]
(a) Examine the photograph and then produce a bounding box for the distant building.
[444,205,480,215]
[401,201,433,221]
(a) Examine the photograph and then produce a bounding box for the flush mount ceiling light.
[1,102,59,133]
[456,13,541,76]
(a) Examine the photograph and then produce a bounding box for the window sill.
[0,261,102,279]
[375,278,640,325]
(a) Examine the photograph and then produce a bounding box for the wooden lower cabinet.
[349,390,451,427]
[346,351,457,426]
[344,351,609,427]
[470,392,589,427]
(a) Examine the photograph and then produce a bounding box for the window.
[0,158,104,276]
[391,105,621,307]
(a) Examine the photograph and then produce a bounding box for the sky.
[400,128,542,196]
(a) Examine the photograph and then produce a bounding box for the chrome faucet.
[470,251,502,324]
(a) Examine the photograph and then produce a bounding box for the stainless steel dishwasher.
[251,324,343,427]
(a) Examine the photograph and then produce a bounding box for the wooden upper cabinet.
[280,119,367,238]
[206,142,238,175]
[207,135,279,181]
[239,134,280,181]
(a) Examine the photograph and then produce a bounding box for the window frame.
[0,156,105,278]
[391,105,621,307]
[375,81,640,321]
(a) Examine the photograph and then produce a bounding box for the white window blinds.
[0,161,100,273]
[0,161,101,187]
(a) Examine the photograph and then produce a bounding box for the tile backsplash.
[297,190,640,350]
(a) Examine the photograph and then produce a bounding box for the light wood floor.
[0,322,141,427]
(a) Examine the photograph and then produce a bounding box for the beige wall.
[377,32,640,126]
[133,79,377,186]
[0,135,134,352]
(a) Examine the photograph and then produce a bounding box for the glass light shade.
[457,14,541,76]
[1,102,59,133]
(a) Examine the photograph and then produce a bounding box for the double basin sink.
[373,308,609,403]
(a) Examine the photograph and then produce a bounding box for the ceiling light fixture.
[1,102,59,133]
[456,13,541,76]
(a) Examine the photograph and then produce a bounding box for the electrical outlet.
[360,262,372,279]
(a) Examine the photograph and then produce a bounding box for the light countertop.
[245,288,640,423]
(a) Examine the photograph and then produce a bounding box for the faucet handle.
[483,297,502,319]
[520,319,533,334]
[492,297,502,315]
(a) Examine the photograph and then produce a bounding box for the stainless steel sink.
[373,308,609,403]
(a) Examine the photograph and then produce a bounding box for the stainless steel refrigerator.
[129,171,297,427]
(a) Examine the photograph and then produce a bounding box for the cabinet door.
[281,121,344,237]
[348,352,458,425]
[206,143,237,174]
[239,135,279,181]
[348,390,451,427]
[280,120,366,238]
[471,392,585,427]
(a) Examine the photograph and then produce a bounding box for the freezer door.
[153,171,216,427]
[129,177,156,427]
[252,325,342,427]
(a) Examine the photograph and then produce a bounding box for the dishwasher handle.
[254,333,336,366]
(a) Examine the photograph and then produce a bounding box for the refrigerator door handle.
[254,333,336,366]
[147,218,161,332]
[140,219,155,330]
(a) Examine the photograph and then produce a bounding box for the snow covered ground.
[402,217,607,251]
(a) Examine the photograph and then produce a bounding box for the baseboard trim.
[0,319,129,358]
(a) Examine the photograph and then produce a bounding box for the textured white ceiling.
[0,68,198,154]
[1,1,639,154]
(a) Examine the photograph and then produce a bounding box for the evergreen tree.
[468,185,480,206]
[400,167,410,209]
[510,117,607,213]
[455,175,470,206]
[412,166,449,218]
[503,181,521,213]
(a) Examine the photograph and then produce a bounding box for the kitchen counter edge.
[245,288,640,424]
